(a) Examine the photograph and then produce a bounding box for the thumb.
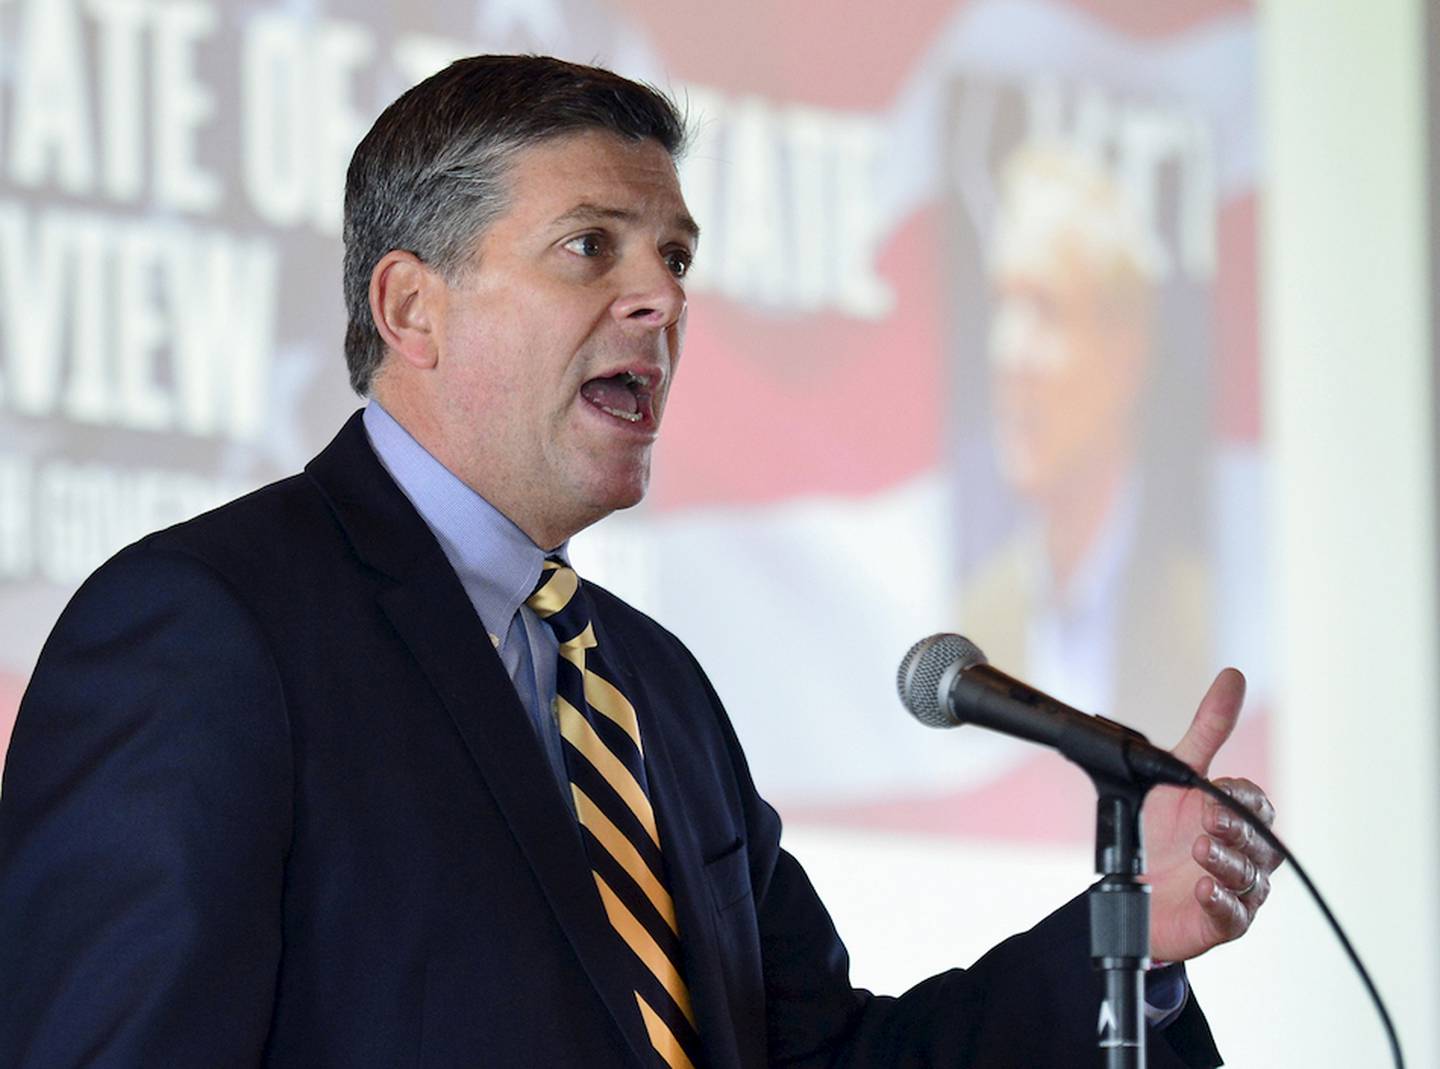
[1169,668,1246,775]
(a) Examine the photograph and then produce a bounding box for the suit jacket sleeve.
[677,644,1223,1069]
[0,545,293,1068]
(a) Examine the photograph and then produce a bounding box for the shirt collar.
[362,400,566,638]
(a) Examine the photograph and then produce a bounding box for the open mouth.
[579,370,654,425]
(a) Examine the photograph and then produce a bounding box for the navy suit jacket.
[0,413,1222,1068]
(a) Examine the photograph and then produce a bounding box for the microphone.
[896,633,1197,789]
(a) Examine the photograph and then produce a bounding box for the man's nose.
[611,254,686,329]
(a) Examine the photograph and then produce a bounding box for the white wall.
[1233,0,1439,1063]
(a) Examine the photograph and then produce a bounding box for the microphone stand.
[1053,711,1167,1068]
[1086,771,1152,1069]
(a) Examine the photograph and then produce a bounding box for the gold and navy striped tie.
[527,557,701,1069]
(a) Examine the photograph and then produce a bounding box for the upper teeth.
[621,371,650,388]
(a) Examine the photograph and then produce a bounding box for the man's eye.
[665,250,692,278]
[564,233,605,257]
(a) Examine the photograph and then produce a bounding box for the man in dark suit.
[0,56,1277,1068]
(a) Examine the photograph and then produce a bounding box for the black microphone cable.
[1189,779,1405,1069]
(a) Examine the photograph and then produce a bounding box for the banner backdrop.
[0,0,1266,849]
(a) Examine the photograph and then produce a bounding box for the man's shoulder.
[127,411,379,583]
[32,471,343,650]
[135,470,339,576]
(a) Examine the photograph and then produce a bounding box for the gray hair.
[342,55,688,395]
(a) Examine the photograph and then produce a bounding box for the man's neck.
[368,386,586,551]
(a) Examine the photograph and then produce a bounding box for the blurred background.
[0,0,1434,1063]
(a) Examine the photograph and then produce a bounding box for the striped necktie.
[527,558,701,1069]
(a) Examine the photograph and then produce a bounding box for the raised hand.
[1143,668,1283,963]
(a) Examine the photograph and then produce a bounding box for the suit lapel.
[305,412,655,1068]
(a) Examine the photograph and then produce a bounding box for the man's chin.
[601,481,650,515]
[579,465,652,520]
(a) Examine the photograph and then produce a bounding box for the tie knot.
[527,557,578,615]
[527,557,596,651]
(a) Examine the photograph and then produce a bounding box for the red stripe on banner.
[615,0,1254,102]
[609,0,959,107]
[652,209,944,510]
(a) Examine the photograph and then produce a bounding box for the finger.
[1170,668,1247,776]
[1205,802,1256,849]
[1205,780,1284,873]
[1211,777,1276,826]
[1192,836,1271,908]
[1194,875,1252,942]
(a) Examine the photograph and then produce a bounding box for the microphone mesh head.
[897,633,987,727]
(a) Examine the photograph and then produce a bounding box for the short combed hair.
[342,55,688,395]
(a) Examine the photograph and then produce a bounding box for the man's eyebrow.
[551,202,701,242]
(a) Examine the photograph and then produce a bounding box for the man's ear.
[370,250,444,369]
